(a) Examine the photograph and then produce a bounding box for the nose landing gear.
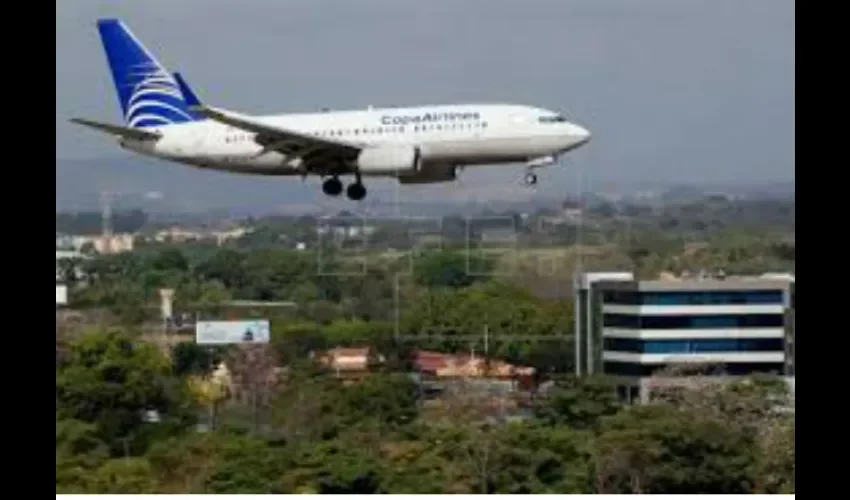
[524,172,538,186]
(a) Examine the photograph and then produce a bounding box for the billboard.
[195,319,271,345]
[56,285,68,306]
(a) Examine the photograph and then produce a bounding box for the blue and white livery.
[72,18,591,201]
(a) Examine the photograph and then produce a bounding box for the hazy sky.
[56,0,794,189]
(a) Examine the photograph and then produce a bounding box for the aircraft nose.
[560,123,591,151]
[572,124,591,145]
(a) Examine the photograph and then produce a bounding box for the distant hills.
[56,156,794,216]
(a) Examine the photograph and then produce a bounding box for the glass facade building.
[575,273,795,385]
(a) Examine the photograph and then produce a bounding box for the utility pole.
[100,191,114,254]
[483,324,489,358]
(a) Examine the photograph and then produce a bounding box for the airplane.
[71,18,592,201]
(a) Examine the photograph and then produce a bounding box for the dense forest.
[55,197,795,493]
[56,329,795,494]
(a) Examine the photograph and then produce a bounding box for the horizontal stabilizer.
[70,118,161,141]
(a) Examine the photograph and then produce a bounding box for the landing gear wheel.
[346,182,367,201]
[524,172,538,186]
[322,177,343,196]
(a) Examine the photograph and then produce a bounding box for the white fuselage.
[120,104,590,177]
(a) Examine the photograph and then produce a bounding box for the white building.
[575,272,795,402]
[56,284,68,307]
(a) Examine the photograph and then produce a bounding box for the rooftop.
[578,271,794,292]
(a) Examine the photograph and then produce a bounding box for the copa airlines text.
[71,19,591,201]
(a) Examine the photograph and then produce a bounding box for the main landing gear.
[346,182,366,201]
[322,177,343,196]
[322,176,367,201]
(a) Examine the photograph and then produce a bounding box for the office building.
[574,271,795,401]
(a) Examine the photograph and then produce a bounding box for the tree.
[148,247,190,273]
[146,433,240,493]
[85,458,158,493]
[336,373,420,429]
[57,257,83,285]
[225,344,279,435]
[594,404,755,493]
[56,330,195,455]
[283,440,384,493]
[270,321,327,365]
[646,370,795,493]
[413,250,493,289]
[490,424,594,493]
[269,363,340,445]
[750,414,794,493]
[195,249,247,291]
[322,318,380,346]
[177,279,231,314]
[428,377,512,494]
[56,418,110,493]
[533,375,622,429]
[402,281,570,352]
[380,434,472,493]
[201,436,291,493]
[523,339,575,380]
[171,342,224,377]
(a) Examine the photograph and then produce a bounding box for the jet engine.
[356,145,421,175]
[526,155,557,169]
[397,163,458,184]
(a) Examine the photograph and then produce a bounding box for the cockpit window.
[539,115,568,124]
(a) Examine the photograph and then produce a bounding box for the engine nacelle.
[356,145,421,175]
[397,163,458,184]
[526,155,557,169]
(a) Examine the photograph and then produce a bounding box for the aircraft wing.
[172,73,362,167]
[192,104,363,162]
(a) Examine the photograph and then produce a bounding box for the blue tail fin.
[172,72,203,109]
[96,18,202,128]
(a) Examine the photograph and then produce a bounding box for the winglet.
[173,72,202,109]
